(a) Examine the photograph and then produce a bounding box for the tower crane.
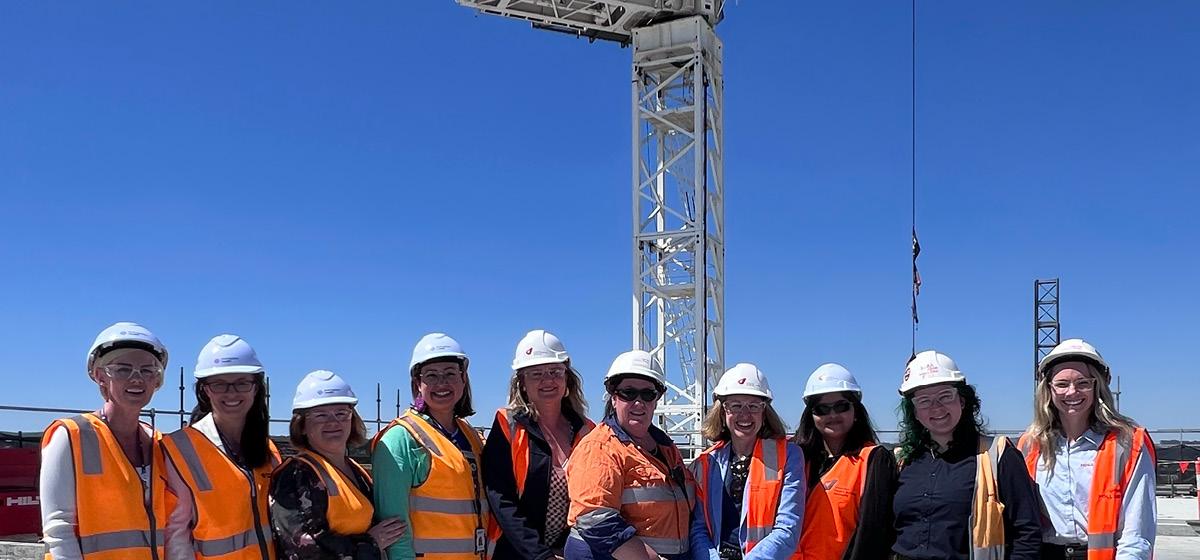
[455,0,727,457]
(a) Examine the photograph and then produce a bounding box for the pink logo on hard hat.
[738,378,746,384]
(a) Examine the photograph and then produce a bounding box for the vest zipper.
[239,463,271,560]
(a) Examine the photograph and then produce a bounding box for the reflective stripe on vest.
[1016,428,1153,560]
[483,408,595,557]
[283,452,374,536]
[797,443,876,560]
[161,426,280,560]
[693,438,787,555]
[41,414,166,560]
[381,411,488,559]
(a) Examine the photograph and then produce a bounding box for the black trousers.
[1040,542,1089,560]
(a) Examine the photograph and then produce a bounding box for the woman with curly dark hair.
[891,351,1040,560]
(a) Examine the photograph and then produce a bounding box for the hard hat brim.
[802,386,862,401]
[196,365,265,379]
[605,371,666,390]
[714,388,773,400]
[512,355,570,371]
[292,396,359,411]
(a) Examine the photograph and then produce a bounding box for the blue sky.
[2,2,1197,437]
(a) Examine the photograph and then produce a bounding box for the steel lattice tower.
[455,1,725,456]
[1034,278,1060,380]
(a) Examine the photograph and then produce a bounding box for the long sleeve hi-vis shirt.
[566,417,695,560]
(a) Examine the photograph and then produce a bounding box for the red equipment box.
[0,489,41,536]
[0,448,39,489]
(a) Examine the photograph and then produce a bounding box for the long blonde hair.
[1027,361,1138,471]
[505,362,589,422]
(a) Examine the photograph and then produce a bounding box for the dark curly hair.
[895,382,987,464]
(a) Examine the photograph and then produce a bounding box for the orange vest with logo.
[483,408,595,556]
[797,443,875,560]
[42,414,167,560]
[693,437,787,555]
[161,426,280,560]
[371,411,489,559]
[278,451,374,536]
[1017,428,1154,560]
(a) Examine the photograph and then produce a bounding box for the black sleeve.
[268,461,382,560]
[482,414,553,560]
[996,445,1042,560]
[842,445,899,560]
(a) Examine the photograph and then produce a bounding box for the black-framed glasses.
[101,363,164,381]
[205,380,256,394]
[612,387,661,403]
[812,400,852,417]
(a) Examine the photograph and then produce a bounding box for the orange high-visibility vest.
[278,451,374,536]
[566,422,696,556]
[796,443,876,560]
[371,411,489,559]
[483,408,595,556]
[161,426,280,560]
[1017,428,1154,560]
[692,437,787,555]
[41,414,166,560]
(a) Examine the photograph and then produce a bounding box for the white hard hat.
[604,350,665,388]
[512,329,570,371]
[87,322,169,373]
[803,363,862,400]
[713,363,773,400]
[410,333,469,376]
[899,350,966,395]
[1038,338,1110,380]
[292,370,358,411]
[194,334,264,379]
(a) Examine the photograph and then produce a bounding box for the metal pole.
[376,382,383,432]
[179,366,186,428]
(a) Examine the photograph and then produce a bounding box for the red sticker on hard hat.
[738,378,746,384]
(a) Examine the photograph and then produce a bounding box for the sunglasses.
[812,400,852,417]
[612,387,661,403]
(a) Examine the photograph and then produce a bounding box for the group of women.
[41,322,1156,560]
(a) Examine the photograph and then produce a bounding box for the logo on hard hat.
[903,369,911,382]
[738,378,746,384]
[525,348,533,355]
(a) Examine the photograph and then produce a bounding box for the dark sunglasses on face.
[612,387,661,403]
[812,400,852,417]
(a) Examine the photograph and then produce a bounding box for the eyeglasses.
[205,380,257,394]
[612,387,661,403]
[522,367,567,382]
[419,370,463,386]
[307,409,353,424]
[811,400,852,417]
[1050,378,1096,393]
[101,364,164,381]
[724,401,768,414]
[911,389,959,410]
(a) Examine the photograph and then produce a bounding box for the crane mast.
[457,0,726,457]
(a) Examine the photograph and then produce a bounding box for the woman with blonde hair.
[688,363,804,560]
[40,322,170,560]
[1018,339,1156,559]
[483,330,595,560]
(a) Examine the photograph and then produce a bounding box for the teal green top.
[371,414,432,560]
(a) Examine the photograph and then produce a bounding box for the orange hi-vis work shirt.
[692,437,790,556]
[42,413,167,560]
[1017,428,1155,560]
[566,417,695,557]
[797,443,876,560]
[484,408,595,556]
[371,410,489,559]
[277,451,374,536]
[161,426,280,560]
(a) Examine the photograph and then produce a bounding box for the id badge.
[475,528,486,553]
